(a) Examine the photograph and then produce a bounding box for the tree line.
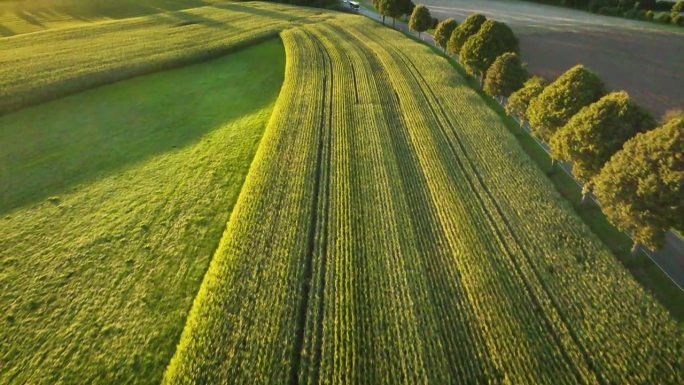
[529,0,683,26]
[402,6,683,254]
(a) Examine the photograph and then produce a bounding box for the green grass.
[0,1,332,114]
[0,38,285,385]
[0,0,218,36]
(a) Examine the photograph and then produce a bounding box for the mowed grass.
[0,39,284,385]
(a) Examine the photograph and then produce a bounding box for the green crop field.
[1,1,683,385]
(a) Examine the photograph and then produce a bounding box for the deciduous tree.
[550,91,655,202]
[527,64,604,144]
[447,13,486,57]
[433,18,458,51]
[594,118,684,252]
[460,20,519,80]
[377,0,404,27]
[506,76,546,124]
[409,5,432,38]
[483,52,528,100]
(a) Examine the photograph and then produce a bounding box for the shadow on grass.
[399,30,684,324]
[0,24,14,36]
[211,2,311,21]
[0,0,212,35]
[14,10,46,27]
[51,0,210,22]
[168,9,233,29]
[0,38,285,216]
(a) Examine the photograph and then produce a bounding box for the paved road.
[347,2,684,292]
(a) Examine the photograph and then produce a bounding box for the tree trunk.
[581,184,592,204]
[382,15,385,24]
[418,31,421,38]
[393,18,395,28]
[631,241,641,256]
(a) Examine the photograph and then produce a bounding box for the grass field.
[0,0,216,36]
[0,39,284,385]
[2,1,684,384]
[0,1,330,114]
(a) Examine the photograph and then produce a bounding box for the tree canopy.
[433,18,458,51]
[483,52,528,98]
[374,0,404,25]
[409,5,432,37]
[550,91,655,198]
[447,13,487,57]
[594,118,684,250]
[506,76,546,122]
[460,19,519,78]
[527,64,605,143]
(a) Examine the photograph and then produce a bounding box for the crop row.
[163,14,683,385]
[161,28,333,385]
[336,16,683,383]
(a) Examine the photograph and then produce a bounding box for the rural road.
[349,2,684,292]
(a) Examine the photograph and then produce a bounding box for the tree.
[460,20,519,80]
[483,52,528,100]
[377,0,404,27]
[447,13,487,57]
[506,76,546,125]
[409,5,432,38]
[401,0,416,18]
[671,0,684,24]
[594,118,684,252]
[550,91,655,202]
[433,18,458,51]
[372,0,386,24]
[527,64,604,144]
[662,108,684,123]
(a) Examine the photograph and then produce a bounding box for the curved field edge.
[0,40,285,385]
[0,1,334,115]
[162,16,684,385]
[161,29,318,384]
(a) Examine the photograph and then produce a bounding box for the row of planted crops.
[162,15,684,385]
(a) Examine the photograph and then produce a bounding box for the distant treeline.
[526,0,675,11]
[523,0,683,25]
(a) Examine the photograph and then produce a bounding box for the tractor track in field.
[328,21,499,382]
[289,29,333,385]
[393,42,606,384]
[341,20,601,382]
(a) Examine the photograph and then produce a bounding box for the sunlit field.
[1,1,683,384]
